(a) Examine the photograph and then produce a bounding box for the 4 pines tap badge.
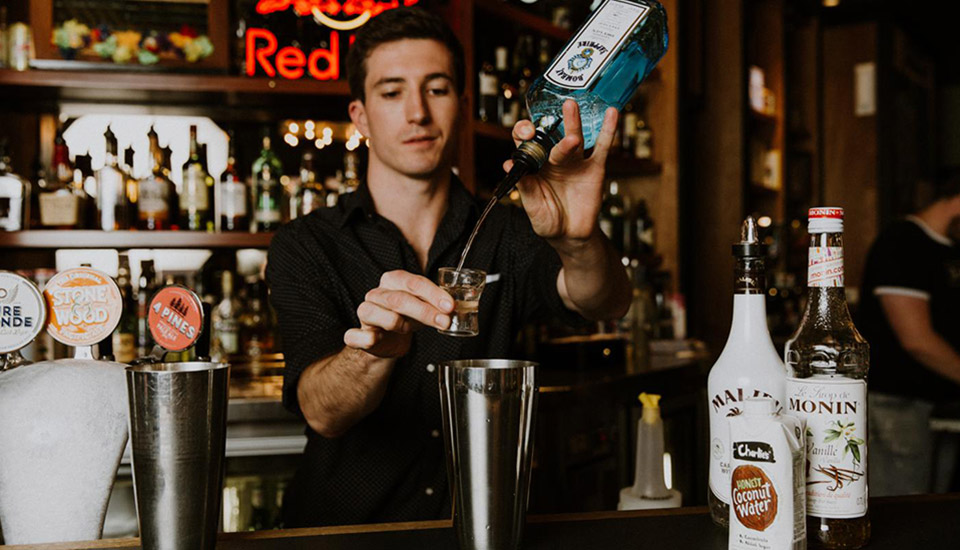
[147,286,204,352]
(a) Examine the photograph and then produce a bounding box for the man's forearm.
[904,333,960,387]
[296,346,397,438]
[553,229,631,320]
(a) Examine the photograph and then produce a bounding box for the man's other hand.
[343,270,456,358]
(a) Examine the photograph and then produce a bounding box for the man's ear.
[349,99,369,138]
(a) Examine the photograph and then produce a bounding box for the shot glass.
[437,267,486,337]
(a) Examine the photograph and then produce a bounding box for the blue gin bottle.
[494,0,668,199]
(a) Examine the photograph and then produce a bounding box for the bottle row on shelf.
[0,121,363,234]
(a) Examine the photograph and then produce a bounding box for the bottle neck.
[734,256,765,295]
[802,230,854,328]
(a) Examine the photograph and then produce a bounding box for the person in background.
[265,8,630,527]
[858,177,960,496]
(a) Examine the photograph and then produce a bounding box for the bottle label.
[786,378,867,518]
[708,386,783,504]
[222,180,248,217]
[138,179,170,217]
[112,331,136,363]
[479,73,498,96]
[807,247,844,287]
[39,191,80,227]
[544,0,650,90]
[183,168,210,210]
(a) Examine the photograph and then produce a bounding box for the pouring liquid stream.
[454,165,529,274]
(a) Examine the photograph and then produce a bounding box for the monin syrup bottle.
[785,207,870,548]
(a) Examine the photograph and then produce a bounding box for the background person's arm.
[879,293,960,385]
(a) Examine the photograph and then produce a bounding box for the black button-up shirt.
[266,175,581,527]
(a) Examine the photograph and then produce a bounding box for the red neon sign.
[255,0,420,18]
[246,28,340,80]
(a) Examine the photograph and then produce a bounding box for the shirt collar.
[906,215,954,247]
[338,173,479,228]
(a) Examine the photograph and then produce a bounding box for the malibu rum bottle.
[493,0,668,200]
[707,216,786,527]
[785,208,870,548]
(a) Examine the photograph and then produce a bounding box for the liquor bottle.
[297,150,325,217]
[73,153,98,229]
[493,0,668,200]
[180,125,214,231]
[38,128,81,229]
[96,127,129,231]
[211,271,241,363]
[707,216,786,528]
[477,58,499,123]
[495,46,519,127]
[628,198,656,264]
[112,254,138,363]
[220,133,249,232]
[239,276,273,365]
[511,34,536,121]
[252,133,284,232]
[136,259,158,358]
[122,147,140,226]
[0,138,27,231]
[785,208,870,548]
[598,180,626,254]
[137,127,173,230]
[343,150,360,193]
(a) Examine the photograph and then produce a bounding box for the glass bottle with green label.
[252,133,284,233]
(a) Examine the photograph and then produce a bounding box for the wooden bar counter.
[4,494,957,549]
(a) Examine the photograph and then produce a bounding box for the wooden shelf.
[0,230,274,249]
[473,0,574,41]
[0,69,350,96]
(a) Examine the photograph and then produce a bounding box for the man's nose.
[405,90,430,124]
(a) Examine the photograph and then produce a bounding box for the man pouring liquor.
[266,7,632,527]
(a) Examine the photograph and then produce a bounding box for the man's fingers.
[560,99,584,153]
[379,270,454,313]
[512,120,537,147]
[589,107,619,165]
[547,133,582,166]
[357,301,416,333]
[366,287,450,330]
[344,327,379,349]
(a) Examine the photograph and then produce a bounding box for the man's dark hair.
[346,7,465,102]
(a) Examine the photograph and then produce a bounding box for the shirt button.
[425,487,434,496]
[426,364,436,373]
[431,429,440,438]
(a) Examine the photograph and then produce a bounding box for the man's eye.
[381,90,401,98]
[428,87,450,96]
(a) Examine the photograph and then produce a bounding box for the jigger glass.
[437,267,486,337]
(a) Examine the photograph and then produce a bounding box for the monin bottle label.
[545,0,650,90]
[787,378,868,518]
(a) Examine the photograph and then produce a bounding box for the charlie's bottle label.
[708,386,782,503]
[787,378,867,518]
[545,0,650,90]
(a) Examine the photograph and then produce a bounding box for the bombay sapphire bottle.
[494,0,668,199]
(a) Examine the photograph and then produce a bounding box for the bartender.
[266,7,630,527]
